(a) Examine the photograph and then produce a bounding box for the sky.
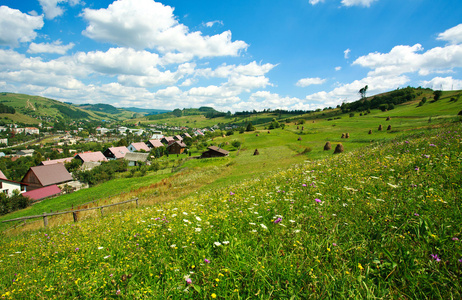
[0,0,461,112]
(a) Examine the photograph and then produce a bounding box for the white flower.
[170,244,176,248]
[214,241,222,247]
[260,224,268,230]
[196,216,202,221]
[195,228,202,232]
[249,223,256,225]
[171,214,177,218]
[183,219,190,223]
[103,255,110,259]
[293,230,301,233]
[289,220,295,223]
[387,183,399,188]
[222,241,230,245]
[97,247,104,250]
[183,212,188,215]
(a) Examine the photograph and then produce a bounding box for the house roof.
[124,152,149,162]
[0,170,6,180]
[163,136,175,142]
[129,142,150,152]
[106,146,130,159]
[22,185,61,201]
[40,157,74,165]
[148,139,164,148]
[174,135,183,141]
[182,133,192,138]
[25,164,73,187]
[167,141,187,148]
[75,151,108,162]
[207,146,230,155]
[81,161,101,171]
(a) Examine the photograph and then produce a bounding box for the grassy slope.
[0,122,460,299]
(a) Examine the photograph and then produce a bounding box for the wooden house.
[201,146,229,158]
[21,164,73,191]
[167,141,187,154]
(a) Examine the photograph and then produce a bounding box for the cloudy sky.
[0,0,461,112]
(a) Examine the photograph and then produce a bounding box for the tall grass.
[0,123,460,299]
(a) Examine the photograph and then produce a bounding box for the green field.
[0,93,461,299]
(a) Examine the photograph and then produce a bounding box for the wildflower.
[414,167,419,171]
[103,255,111,259]
[222,241,230,245]
[98,247,104,250]
[196,216,202,221]
[195,228,202,232]
[186,278,192,285]
[429,143,436,147]
[116,289,121,295]
[358,263,364,270]
[75,248,79,252]
[170,244,176,248]
[260,224,268,230]
[214,242,222,247]
[204,258,210,264]
[452,237,459,241]
[414,213,419,216]
[315,198,321,203]
[302,184,307,187]
[274,218,282,224]
[230,192,235,195]
[211,293,217,299]
[430,254,441,262]
[459,259,462,263]
[332,243,337,247]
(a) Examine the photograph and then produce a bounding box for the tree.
[359,85,368,99]
[433,90,442,101]
[245,122,255,131]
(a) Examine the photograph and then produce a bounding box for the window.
[2,189,8,195]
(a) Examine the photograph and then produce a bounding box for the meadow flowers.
[274,218,282,224]
[315,198,321,203]
[430,254,441,262]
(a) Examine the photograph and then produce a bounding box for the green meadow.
[0,94,461,299]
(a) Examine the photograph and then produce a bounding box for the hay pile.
[334,143,344,154]
[324,141,332,151]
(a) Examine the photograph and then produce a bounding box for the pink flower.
[186,278,192,285]
[274,218,282,224]
[204,258,210,264]
[315,198,321,203]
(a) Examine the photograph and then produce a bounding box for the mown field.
[0,119,461,299]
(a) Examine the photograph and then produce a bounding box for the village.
[0,121,231,211]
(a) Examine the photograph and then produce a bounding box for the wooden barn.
[201,146,229,158]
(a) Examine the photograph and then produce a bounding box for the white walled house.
[0,178,27,197]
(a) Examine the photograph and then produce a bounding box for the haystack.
[341,133,345,138]
[297,137,302,141]
[334,143,344,154]
[324,141,332,151]
[345,133,350,138]
[253,149,260,156]
[386,116,391,121]
[368,129,372,134]
[378,124,383,131]
[387,125,392,131]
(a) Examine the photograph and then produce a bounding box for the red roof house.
[22,185,61,201]
[21,164,73,191]
[74,151,108,163]
[103,146,130,160]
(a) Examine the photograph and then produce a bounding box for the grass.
[0,121,461,299]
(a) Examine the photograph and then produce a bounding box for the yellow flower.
[211,293,217,299]
[358,263,364,270]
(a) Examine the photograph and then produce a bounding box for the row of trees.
[0,103,15,114]
[0,190,30,216]
[342,87,417,113]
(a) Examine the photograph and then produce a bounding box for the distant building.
[17,149,35,157]
[0,138,7,146]
[167,141,187,154]
[124,152,149,167]
[40,157,74,166]
[150,130,163,140]
[0,177,27,197]
[22,185,61,202]
[127,142,150,152]
[147,139,164,149]
[74,151,108,163]
[104,146,130,160]
[161,136,175,145]
[201,146,230,158]
[25,127,40,135]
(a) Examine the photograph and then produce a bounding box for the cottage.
[167,141,187,154]
[103,146,130,160]
[74,151,108,163]
[40,157,74,166]
[201,146,230,158]
[147,139,164,149]
[25,127,40,135]
[127,142,150,152]
[22,185,61,202]
[21,164,73,191]
[150,130,164,140]
[17,149,35,157]
[161,136,175,145]
[124,152,149,166]
[181,132,192,139]
[174,135,183,142]
[0,174,27,197]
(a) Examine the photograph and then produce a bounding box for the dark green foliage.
[231,140,241,149]
[65,159,83,173]
[433,90,442,101]
[245,122,255,131]
[0,103,15,114]
[0,191,31,216]
[342,87,416,113]
[74,159,128,186]
[52,104,90,119]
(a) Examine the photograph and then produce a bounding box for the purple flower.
[430,254,441,262]
[75,247,79,252]
[315,198,321,203]
[452,237,459,241]
[230,192,235,195]
[332,243,337,247]
[429,143,436,147]
[116,289,121,295]
[186,278,192,285]
[414,213,419,216]
[274,218,282,224]
[302,184,307,187]
[204,258,210,264]
[414,167,419,171]
[423,154,430,158]
[459,259,462,263]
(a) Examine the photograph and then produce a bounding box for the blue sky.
[0,0,461,112]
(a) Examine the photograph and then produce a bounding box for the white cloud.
[28,40,75,54]
[353,43,462,77]
[296,77,326,87]
[335,66,342,71]
[0,6,44,47]
[82,0,248,58]
[341,0,377,7]
[421,76,462,90]
[0,70,85,90]
[344,48,351,59]
[39,0,80,20]
[437,24,462,45]
[205,20,223,28]
[309,0,325,5]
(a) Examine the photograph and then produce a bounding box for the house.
[80,161,101,171]
[74,151,108,163]
[201,146,230,158]
[167,141,187,154]
[0,138,7,146]
[17,149,35,156]
[181,132,192,139]
[40,157,74,166]
[22,185,61,202]
[174,135,183,142]
[25,127,40,135]
[124,152,149,167]
[103,146,130,160]
[161,136,175,145]
[21,164,73,191]
[0,170,6,180]
[194,129,204,136]
[150,130,164,140]
[147,139,164,149]
[0,177,27,197]
[127,142,150,152]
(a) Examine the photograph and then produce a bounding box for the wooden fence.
[2,197,138,228]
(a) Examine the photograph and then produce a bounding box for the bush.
[231,140,241,149]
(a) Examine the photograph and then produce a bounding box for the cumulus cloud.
[39,0,80,20]
[335,66,342,71]
[205,20,223,28]
[296,77,326,87]
[344,48,351,59]
[28,40,75,54]
[0,6,44,47]
[421,76,462,90]
[81,0,248,58]
[341,0,377,7]
[437,23,462,45]
[309,0,325,5]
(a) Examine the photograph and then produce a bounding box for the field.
[0,93,461,299]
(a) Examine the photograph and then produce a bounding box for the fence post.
[43,213,48,227]
[136,198,139,208]
[73,211,78,223]
[100,208,104,217]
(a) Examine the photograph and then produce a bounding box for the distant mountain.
[122,107,171,115]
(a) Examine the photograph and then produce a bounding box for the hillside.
[0,93,142,122]
[0,122,461,298]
